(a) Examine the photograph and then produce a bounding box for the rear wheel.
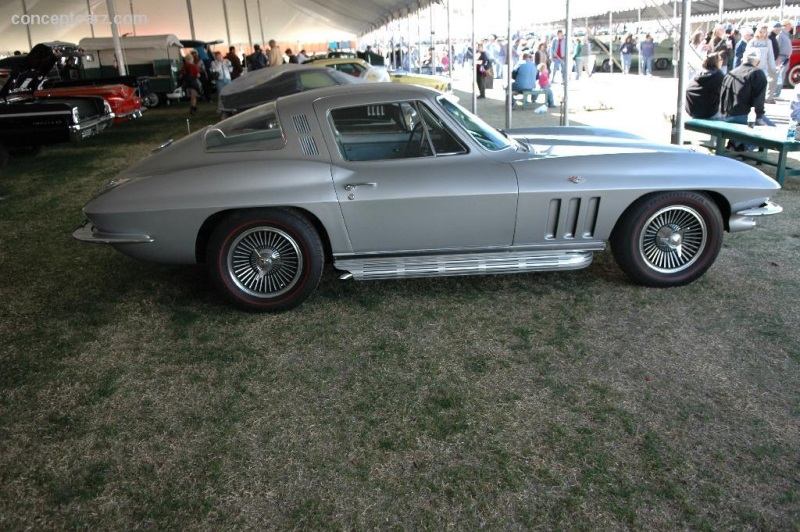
[207,209,324,311]
[610,191,723,287]
[654,58,670,70]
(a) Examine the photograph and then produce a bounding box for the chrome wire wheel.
[638,205,707,274]
[227,227,303,298]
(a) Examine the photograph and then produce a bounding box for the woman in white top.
[687,31,708,80]
[744,24,777,101]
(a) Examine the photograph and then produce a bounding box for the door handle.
[344,182,377,191]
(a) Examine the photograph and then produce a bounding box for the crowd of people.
[178,39,313,114]
[685,20,794,148]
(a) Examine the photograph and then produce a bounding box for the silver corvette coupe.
[74,84,782,311]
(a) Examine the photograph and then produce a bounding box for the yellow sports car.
[309,57,451,92]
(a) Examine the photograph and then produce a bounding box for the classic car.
[217,64,362,116]
[35,79,143,124]
[74,84,782,311]
[592,37,674,72]
[2,42,143,123]
[309,57,452,91]
[0,44,114,167]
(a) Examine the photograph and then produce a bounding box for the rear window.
[204,102,285,152]
[298,71,339,89]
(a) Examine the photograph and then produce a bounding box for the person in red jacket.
[179,54,201,115]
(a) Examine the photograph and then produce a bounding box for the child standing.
[537,63,557,108]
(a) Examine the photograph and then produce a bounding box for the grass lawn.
[0,100,798,529]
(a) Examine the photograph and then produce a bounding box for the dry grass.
[0,99,798,529]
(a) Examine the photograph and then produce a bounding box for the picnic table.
[684,118,800,185]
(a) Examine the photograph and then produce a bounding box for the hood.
[506,126,689,157]
[0,42,80,99]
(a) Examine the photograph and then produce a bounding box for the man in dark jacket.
[720,48,775,150]
[720,48,773,125]
[685,54,724,118]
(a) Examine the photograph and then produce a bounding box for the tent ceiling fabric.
[526,1,800,25]
[0,0,795,53]
[0,0,437,52]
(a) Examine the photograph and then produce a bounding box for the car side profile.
[75,84,782,311]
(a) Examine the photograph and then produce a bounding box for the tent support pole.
[222,0,232,47]
[243,0,253,50]
[674,0,690,145]
[185,0,195,40]
[107,0,127,75]
[471,0,476,113]
[564,0,571,126]
[87,0,95,38]
[505,0,512,129]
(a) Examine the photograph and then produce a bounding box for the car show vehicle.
[0,43,115,167]
[1,41,144,123]
[593,37,674,72]
[309,57,452,91]
[217,64,362,116]
[74,84,782,311]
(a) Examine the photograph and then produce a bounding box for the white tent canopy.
[1,1,794,55]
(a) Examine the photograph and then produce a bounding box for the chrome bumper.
[729,200,783,233]
[72,220,153,244]
[68,113,114,141]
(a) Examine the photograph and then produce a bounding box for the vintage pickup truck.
[0,43,116,167]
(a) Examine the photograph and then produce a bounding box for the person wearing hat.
[720,47,775,151]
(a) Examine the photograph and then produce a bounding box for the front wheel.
[610,191,723,287]
[143,93,160,108]
[207,209,324,311]
[787,64,800,88]
[654,58,670,70]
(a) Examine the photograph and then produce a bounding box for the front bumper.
[68,113,114,141]
[729,200,783,233]
[72,219,153,244]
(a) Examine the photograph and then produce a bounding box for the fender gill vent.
[299,136,319,156]
[292,114,311,134]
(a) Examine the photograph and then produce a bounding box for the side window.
[204,102,284,152]
[329,101,466,162]
[332,63,364,77]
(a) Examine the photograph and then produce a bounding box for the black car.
[217,64,362,116]
[0,43,114,167]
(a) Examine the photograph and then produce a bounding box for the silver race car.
[74,84,782,310]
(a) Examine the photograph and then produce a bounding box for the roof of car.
[220,64,359,97]
[276,81,439,107]
[307,57,372,68]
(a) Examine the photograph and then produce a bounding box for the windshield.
[438,95,515,151]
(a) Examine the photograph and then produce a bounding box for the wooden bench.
[685,118,800,185]
[510,89,546,110]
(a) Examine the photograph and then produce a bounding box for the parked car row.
[218,58,452,116]
[0,42,125,167]
[591,37,675,73]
